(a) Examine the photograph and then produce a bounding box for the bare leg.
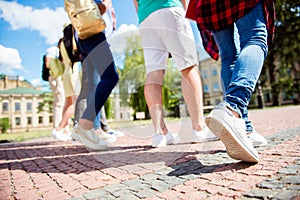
[144,70,168,135]
[181,66,206,131]
[56,95,77,132]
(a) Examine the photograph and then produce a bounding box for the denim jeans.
[77,32,119,123]
[212,1,268,132]
[74,62,112,130]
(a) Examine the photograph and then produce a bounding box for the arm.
[181,0,186,10]
[45,57,51,69]
[96,0,107,15]
[133,0,138,12]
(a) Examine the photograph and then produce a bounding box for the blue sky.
[0,0,207,88]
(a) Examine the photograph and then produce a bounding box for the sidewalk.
[0,106,300,200]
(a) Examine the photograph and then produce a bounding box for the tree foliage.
[262,1,300,105]
[119,35,183,119]
[37,92,53,113]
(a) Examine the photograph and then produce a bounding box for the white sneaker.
[95,128,117,143]
[205,103,259,163]
[192,127,219,143]
[53,129,72,142]
[51,129,57,139]
[107,129,125,137]
[72,124,107,150]
[152,131,180,147]
[247,129,268,147]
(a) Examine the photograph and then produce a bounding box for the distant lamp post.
[256,80,264,109]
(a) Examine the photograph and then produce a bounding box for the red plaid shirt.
[186,0,276,60]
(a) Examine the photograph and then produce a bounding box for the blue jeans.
[78,32,119,123]
[212,1,268,132]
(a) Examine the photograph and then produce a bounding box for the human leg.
[49,76,64,128]
[73,32,118,149]
[144,70,167,135]
[181,66,205,131]
[206,1,268,162]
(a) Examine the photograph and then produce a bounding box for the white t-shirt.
[102,7,113,37]
[45,46,59,59]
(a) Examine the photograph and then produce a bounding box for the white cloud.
[31,78,42,86]
[108,24,139,55]
[0,44,26,74]
[0,1,69,45]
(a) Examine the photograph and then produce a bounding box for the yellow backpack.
[64,0,106,39]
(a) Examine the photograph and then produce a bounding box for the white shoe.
[205,103,259,163]
[192,127,219,143]
[95,128,117,143]
[52,129,57,139]
[107,129,125,137]
[247,129,268,147]
[53,129,72,142]
[72,124,107,150]
[152,131,180,147]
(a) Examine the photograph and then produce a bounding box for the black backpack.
[62,24,81,65]
[41,55,50,81]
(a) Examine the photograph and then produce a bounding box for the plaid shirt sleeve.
[186,0,276,61]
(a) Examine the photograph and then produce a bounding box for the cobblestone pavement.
[0,106,300,200]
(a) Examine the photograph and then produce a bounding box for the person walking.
[74,0,124,142]
[52,36,81,142]
[186,0,275,162]
[44,44,65,134]
[133,0,218,147]
[70,0,119,150]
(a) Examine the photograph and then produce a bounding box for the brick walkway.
[0,106,300,200]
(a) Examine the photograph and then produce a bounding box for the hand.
[97,2,106,15]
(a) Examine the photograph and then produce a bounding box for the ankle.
[226,106,240,118]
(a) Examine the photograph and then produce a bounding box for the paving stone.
[244,188,273,199]
[282,176,300,184]
[278,167,298,175]
[257,181,285,189]
[124,180,149,191]
[135,188,157,199]
[83,188,112,199]
[1,107,300,200]
[103,183,128,193]
[112,190,140,199]
[272,190,299,200]
[150,180,170,192]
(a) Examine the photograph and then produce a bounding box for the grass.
[1,104,296,143]
[0,117,179,143]
[0,129,52,143]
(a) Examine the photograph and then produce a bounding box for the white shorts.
[139,7,198,74]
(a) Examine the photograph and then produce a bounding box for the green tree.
[118,34,147,118]
[262,1,300,105]
[0,118,10,133]
[119,35,183,119]
[104,97,112,119]
[37,92,53,113]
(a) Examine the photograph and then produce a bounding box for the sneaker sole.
[71,132,107,151]
[205,115,259,163]
[192,137,219,144]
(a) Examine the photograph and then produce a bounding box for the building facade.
[0,75,52,133]
[199,58,223,106]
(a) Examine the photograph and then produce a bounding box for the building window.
[27,117,32,125]
[212,68,218,76]
[203,84,209,93]
[213,82,220,91]
[15,117,21,126]
[38,116,43,124]
[49,116,53,124]
[15,102,21,111]
[2,102,9,112]
[27,102,32,112]
[202,69,208,79]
